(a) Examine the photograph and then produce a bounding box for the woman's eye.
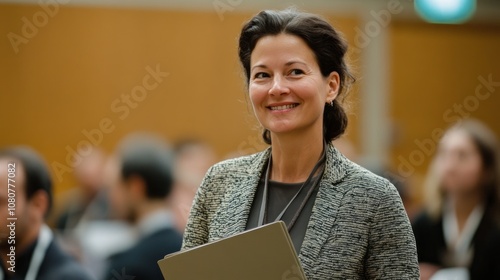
[254,72,269,79]
[290,69,304,75]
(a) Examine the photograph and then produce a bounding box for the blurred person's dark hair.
[0,146,53,215]
[238,8,355,144]
[425,119,500,222]
[117,134,175,199]
[104,134,182,280]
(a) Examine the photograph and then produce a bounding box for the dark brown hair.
[238,9,355,144]
[0,146,53,216]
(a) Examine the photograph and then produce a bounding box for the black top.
[246,176,319,253]
[0,237,94,280]
[103,227,182,280]
[412,208,500,280]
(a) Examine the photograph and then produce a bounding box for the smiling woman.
[239,11,354,147]
[182,8,419,279]
[248,33,342,149]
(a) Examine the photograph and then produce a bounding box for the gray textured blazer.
[182,144,420,279]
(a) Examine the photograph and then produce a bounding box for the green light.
[415,0,476,24]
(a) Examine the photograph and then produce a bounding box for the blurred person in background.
[331,136,359,163]
[103,134,182,280]
[0,146,94,280]
[170,139,216,232]
[59,154,135,280]
[51,147,130,280]
[55,147,110,234]
[413,119,500,280]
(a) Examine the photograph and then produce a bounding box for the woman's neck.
[270,131,324,183]
[450,191,484,232]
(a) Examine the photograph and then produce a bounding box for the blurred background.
[0,0,499,224]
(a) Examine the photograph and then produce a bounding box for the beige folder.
[157,221,307,280]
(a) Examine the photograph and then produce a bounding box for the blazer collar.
[215,143,348,267]
[213,147,270,238]
[299,144,348,270]
[321,143,348,185]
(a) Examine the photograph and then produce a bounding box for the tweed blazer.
[182,144,419,279]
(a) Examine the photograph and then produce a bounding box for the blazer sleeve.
[181,166,213,250]
[364,182,420,279]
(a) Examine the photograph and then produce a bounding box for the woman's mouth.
[267,103,299,111]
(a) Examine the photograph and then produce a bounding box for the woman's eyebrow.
[251,60,308,71]
[251,64,267,71]
[284,60,307,67]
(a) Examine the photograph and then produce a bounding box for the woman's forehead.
[440,129,475,150]
[250,34,317,67]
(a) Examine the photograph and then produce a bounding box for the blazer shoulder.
[341,160,394,196]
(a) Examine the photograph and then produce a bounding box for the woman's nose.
[268,76,290,96]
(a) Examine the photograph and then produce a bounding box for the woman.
[413,119,500,280]
[182,9,419,279]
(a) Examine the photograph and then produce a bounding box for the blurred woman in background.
[413,119,500,280]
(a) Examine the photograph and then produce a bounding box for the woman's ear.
[326,71,340,103]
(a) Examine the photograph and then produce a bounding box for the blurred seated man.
[0,146,94,280]
[103,134,182,280]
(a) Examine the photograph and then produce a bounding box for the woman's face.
[248,33,339,140]
[436,129,484,195]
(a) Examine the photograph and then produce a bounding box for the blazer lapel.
[215,149,271,238]
[299,145,347,271]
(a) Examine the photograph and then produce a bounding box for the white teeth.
[270,104,297,110]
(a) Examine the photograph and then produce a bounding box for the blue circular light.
[415,0,476,24]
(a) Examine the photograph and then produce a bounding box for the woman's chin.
[265,127,298,137]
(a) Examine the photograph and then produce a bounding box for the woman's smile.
[267,102,300,113]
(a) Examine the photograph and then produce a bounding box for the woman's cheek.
[463,161,485,191]
[249,84,267,107]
